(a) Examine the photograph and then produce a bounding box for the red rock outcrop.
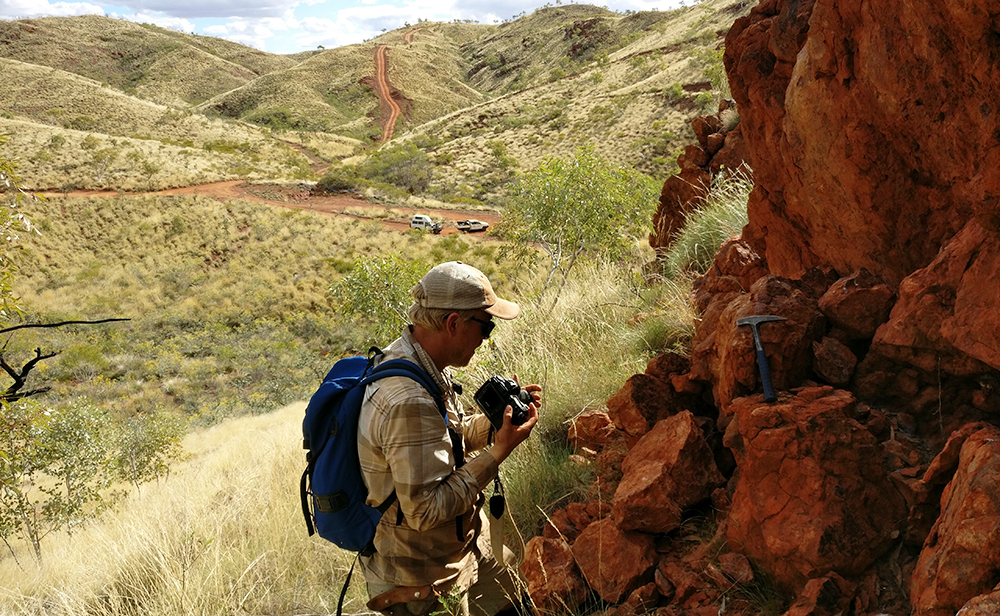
[651,103,749,256]
[571,518,657,603]
[724,0,1000,289]
[611,411,724,534]
[910,425,1000,615]
[690,275,826,413]
[520,537,590,614]
[724,387,907,591]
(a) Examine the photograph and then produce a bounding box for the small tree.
[0,400,120,563]
[331,254,425,341]
[498,146,659,307]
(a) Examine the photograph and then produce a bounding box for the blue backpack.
[299,349,446,553]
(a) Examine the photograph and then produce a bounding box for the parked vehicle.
[456,219,489,233]
[410,214,442,234]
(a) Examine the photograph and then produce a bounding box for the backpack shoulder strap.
[363,358,448,421]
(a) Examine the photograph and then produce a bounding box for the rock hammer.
[736,315,787,403]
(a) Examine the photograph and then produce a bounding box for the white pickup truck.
[455,219,489,233]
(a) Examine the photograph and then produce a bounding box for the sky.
[0,0,688,54]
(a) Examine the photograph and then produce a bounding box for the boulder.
[782,574,855,616]
[872,221,1000,376]
[910,425,1000,616]
[817,269,896,340]
[958,589,1000,616]
[521,537,590,614]
[568,410,616,452]
[718,552,754,586]
[606,374,683,441]
[724,387,907,592]
[690,275,826,413]
[811,337,857,386]
[651,167,712,255]
[612,411,725,534]
[571,518,657,603]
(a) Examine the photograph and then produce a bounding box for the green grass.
[660,168,752,278]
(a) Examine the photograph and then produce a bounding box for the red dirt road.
[373,45,402,143]
[40,181,499,236]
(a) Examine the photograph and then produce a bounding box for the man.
[357,261,540,616]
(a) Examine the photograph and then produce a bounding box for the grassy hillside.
[199,22,494,140]
[398,0,749,199]
[0,15,298,106]
[1,0,749,198]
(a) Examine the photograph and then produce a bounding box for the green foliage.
[355,142,433,194]
[330,254,426,342]
[115,410,187,491]
[0,400,142,562]
[315,165,358,193]
[661,169,752,278]
[499,146,659,307]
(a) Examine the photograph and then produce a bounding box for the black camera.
[474,376,533,430]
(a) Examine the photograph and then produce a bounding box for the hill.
[0,0,751,195]
[0,15,299,106]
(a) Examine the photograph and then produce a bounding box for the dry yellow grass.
[0,402,363,616]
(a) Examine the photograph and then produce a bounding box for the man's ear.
[443,312,461,336]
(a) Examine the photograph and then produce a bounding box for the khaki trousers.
[366,546,522,616]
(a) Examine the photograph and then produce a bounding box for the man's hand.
[488,380,541,463]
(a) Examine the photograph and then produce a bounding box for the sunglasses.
[468,316,496,339]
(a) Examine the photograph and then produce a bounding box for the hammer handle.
[756,347,777,403]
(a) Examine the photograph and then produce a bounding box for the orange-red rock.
[910,425,1000,616]
[783,574,855,616]
[520,537,590,614]
[817,269,896,340]
[811,337,856,386]
[606,374,683,440]
[725,0,1000,288]
[871,221,1000,377]
[568,410,616,452]
[571,518,657,603]
[691,276,826,412]
[612,411,725,534]
[724,387,906,592]
[957,589,1000,616]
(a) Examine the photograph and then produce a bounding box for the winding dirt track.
[373,45,402,143]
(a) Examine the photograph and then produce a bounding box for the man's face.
[451,310,493,367]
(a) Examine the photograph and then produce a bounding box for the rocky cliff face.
[520,0,1000,614]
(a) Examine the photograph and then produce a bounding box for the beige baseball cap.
[412,262,520,320]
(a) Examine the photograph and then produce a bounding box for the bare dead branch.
[0,318,130,335]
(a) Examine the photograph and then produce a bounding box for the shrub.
[355,142,432,194]
[316,166,358,193]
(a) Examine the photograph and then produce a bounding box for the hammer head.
[736,315,787,328]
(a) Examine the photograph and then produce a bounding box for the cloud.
[113,10,195,31]
[0,0,104,18]
[102,0,287,19]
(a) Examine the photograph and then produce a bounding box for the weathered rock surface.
[724,387,907,591]
[782,573,855,616]
[724,0,1000,288]
[691,275,826,412]
[606,374,686,441]
[568,410,616,452]
[958,588,1000,616]
[817,269,895,340]
[520,537,590,614]
[612,411,725,534]
[911,425,1000,616]
[872,220,1000,377]
[651,107,749,256]
[571,518,657,603]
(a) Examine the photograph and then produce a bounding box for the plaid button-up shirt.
[358,327,498,591]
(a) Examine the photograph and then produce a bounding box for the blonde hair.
[408,283,480,330]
